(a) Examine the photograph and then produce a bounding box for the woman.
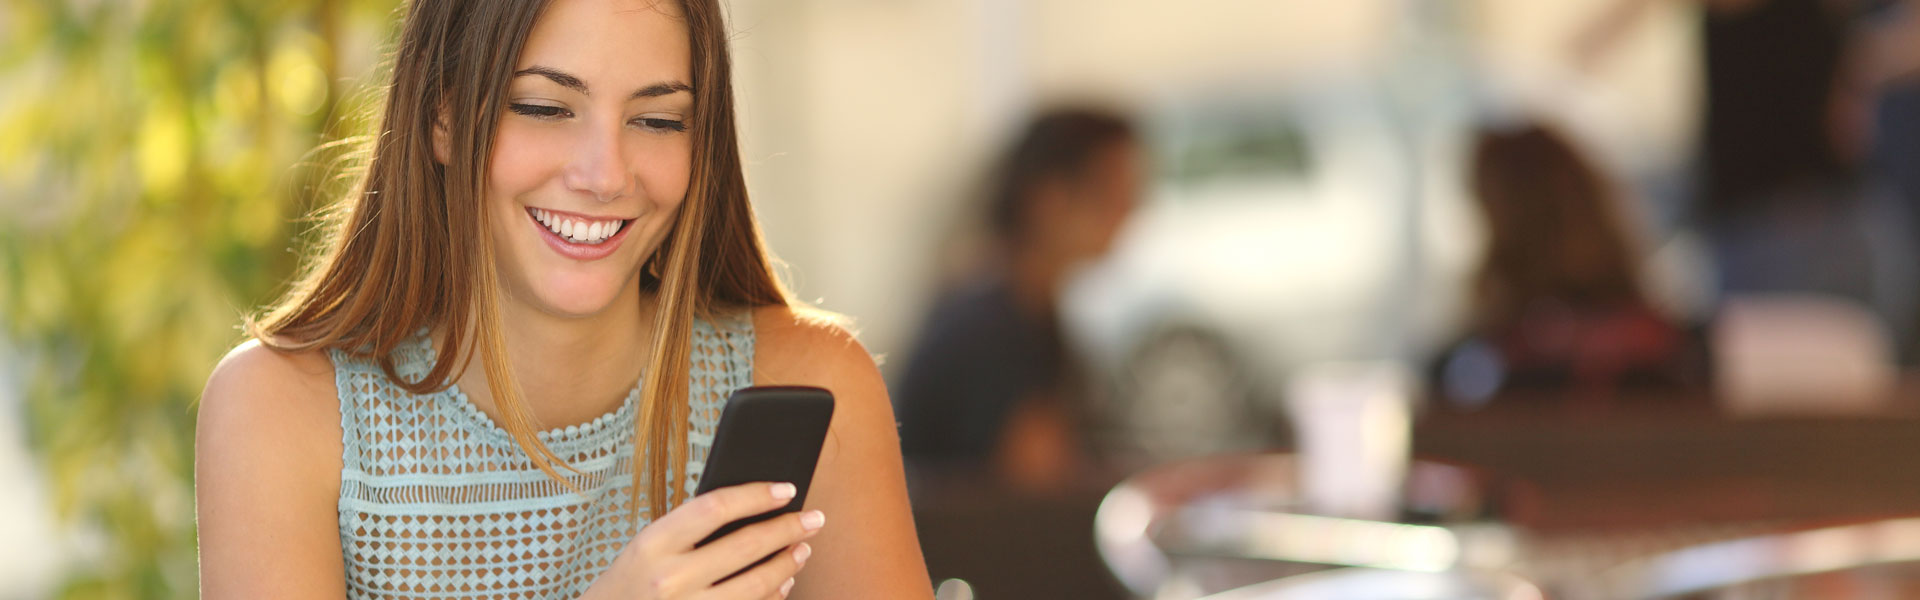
[894,108,1140,491]
[1437,121,1703,407]
[193,0,932,598]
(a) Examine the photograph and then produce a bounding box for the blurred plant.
[0,0,397,596]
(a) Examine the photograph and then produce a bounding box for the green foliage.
[0,0,398,596]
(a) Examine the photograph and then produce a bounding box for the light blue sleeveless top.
[328,314,754,599]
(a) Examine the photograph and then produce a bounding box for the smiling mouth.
[528,208,631,245]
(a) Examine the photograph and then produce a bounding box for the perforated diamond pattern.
[330,314,754,599]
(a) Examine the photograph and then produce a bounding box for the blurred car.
[1060,81,1474,463]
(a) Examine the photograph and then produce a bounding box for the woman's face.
[484,0,692,318]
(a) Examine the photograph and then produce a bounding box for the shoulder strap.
[328,334,437,479]
[718,309,756,389]
[327,347,372,481]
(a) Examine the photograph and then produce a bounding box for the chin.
[529,268,637,318]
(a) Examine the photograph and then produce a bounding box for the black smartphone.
[691,385,835,553]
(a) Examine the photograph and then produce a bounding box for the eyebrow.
[513,65,693,100]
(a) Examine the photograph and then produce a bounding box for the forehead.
[519,0,691,83]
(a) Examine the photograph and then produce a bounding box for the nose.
[562,122,633,202]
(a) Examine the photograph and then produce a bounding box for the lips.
[526,206,635,261]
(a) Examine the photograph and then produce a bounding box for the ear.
[431,108,452,165]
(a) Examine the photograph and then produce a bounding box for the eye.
[631,117,687,133]
[508,103,571,120]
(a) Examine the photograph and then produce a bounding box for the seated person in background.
[892,108,1141,492]
[1436,122,1707,408]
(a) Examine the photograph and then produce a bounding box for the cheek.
[488,125,563,200]
[631,140,692,211]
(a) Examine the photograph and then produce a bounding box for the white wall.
[729,0,1405,362]
[727,0,1697,361]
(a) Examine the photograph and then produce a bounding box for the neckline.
[411,335,644,445]
[443,381,642,445]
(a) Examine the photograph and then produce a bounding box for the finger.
[768,574,795,600]
[700,542,809,600]
[644,482,798,553]
[684,509,824,586]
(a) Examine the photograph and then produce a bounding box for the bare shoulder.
[206,337,337,392]
[196,337,348,597]
[749,304,880,389]
[201,338,340,433]
[197,338,343,487]
[747,302,899,461]
[749,308,931,597]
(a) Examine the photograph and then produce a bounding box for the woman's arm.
[195,340,347,599]
[753,307,935,599]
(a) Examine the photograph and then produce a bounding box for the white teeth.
[531,208,622,244]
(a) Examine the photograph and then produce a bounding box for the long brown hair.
[1469,121,1646,326]
[249,0,787,523]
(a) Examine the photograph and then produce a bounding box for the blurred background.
[7,0,1920,598]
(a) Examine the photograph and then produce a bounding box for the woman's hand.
[583,482,825,599]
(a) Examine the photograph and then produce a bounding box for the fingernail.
[780,577,795,597]
[771,482,797,500]
[794,542,813,565]
[801,510,826,530]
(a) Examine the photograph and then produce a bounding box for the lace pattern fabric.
[330,313,754,599]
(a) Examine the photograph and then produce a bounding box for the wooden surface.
[1415,404,1920,532]
[908,391,1920,598]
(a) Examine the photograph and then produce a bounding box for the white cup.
[1285,361,1415,520]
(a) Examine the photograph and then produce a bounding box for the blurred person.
[1577,0,1915,356]
[892,108,1141,494]
[193,0,932,598]
[1856,0,1920,360]
[1436,122,1706,407]
[1574,0,1856,209]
